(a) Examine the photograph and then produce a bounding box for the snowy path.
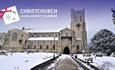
[47,55,82,70]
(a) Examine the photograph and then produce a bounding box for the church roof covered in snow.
[28,37,58,41]
[23,28,64,33]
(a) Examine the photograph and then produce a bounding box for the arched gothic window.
[12,33,17,41]
[53,45,55,50]
[80,16,82,21]
[46,45,49,50]
[40,45,42,49]
[5,38,9,45]
[77,45,79,50]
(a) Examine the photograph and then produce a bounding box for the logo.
[0,6,20,25]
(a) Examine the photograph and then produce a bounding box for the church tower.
[71,9,87,52]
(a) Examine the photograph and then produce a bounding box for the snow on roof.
[28,37,58,41]
[24,28,63,33]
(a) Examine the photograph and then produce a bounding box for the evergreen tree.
[90,29,115,55]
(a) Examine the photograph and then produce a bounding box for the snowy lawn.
[76,54,115,70]
[0,52,56,70]
[92,56,115,70]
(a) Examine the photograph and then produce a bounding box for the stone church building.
[1,9,87,54]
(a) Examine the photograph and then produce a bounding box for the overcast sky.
[0,0,115,43]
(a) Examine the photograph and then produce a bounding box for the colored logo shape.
[0,6,20,25]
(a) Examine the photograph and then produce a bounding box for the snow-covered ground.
[0,52,56,70]
[76,54,115,70]
[93,56,115,70]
